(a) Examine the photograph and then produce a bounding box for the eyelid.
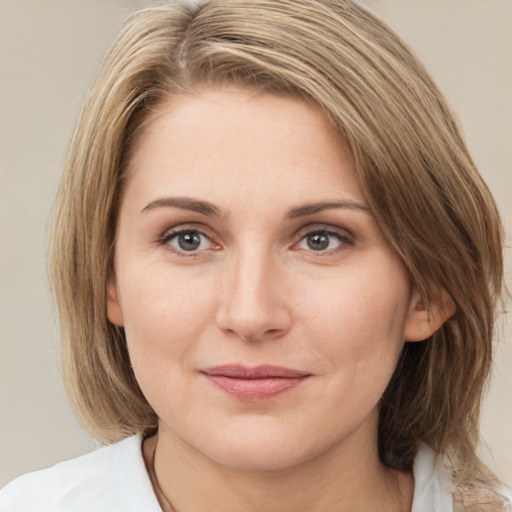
[291,224,355,253]
[157,223,221,255]
[294,223,354,241]
[155,222,354,256]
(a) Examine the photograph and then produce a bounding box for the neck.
[143,421,414,512]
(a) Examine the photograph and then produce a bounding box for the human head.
[51,0,503,480]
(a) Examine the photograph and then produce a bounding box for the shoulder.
[412,443,512,512]
[453,483,512,512]
[0,435,161,512]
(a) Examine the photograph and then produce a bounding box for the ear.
[106,280,124,327]
[404,288,455,342]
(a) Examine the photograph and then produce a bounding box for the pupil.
[178,231,201,251]
[307,232,329,251]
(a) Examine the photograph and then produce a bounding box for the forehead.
[123,87,364,211]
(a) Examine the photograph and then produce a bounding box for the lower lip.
[204,375,310,401]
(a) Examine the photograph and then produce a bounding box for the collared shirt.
[1,435,511,511]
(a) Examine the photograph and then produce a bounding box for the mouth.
[200,365,312,401]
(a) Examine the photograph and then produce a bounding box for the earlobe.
[106,280,124,327]
[404,288,455,342]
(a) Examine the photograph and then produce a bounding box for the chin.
[188,418,345,472]
[206,439,315,472]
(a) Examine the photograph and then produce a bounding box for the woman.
[1,0,510,510]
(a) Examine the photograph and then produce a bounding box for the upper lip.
[201,364,311,379]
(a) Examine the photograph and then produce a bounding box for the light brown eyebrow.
[141,197,223,217]
[287,200,369,218]
[141,197,368,219]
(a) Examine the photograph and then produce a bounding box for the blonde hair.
[52,0,504,487]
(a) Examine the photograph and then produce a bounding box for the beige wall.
[1,0,510,487]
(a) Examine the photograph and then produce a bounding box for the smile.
[201,365,312,401]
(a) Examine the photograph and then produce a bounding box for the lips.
[201,365,311,401]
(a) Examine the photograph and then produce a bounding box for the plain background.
[0,0,510,488]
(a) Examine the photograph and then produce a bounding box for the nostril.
[252,328,285,342]
[223,326,285,343]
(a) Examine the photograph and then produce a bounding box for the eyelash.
[157,227,219,257]
[157,225,354,257]
[293,227,354,255]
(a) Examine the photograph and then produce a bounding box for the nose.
[215,248,292,342]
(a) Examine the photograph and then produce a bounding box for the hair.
[51,0,505,490]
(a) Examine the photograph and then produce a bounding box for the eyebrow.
[286,200,369,218]
[141,197,223,217]
[141,197,369,218]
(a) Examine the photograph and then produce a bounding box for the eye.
[163,229,213,253]
[296,229,352,253]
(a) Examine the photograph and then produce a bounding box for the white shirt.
[1,436,510,511]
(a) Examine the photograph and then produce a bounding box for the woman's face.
[108,88,422,470]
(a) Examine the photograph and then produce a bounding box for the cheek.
[298,259,411,369]
[117,262,216,385]
[121,258,214,326]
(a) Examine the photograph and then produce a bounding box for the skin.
[107,88,452,512]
